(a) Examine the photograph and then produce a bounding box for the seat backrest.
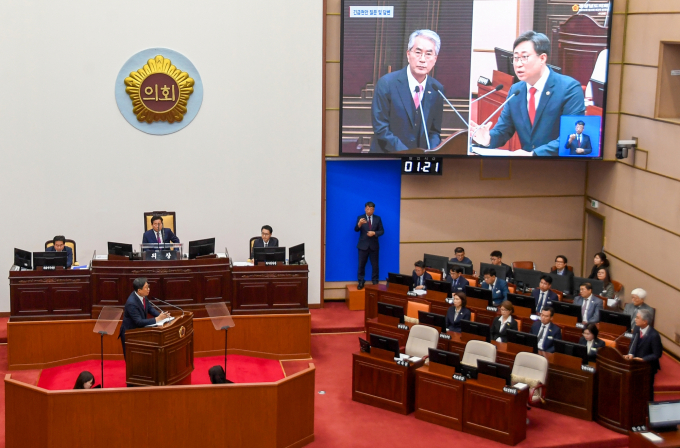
[550,289,564,302]
[144,211,176,233]
[611,280,624,296]
[508,285,516,294]
[425,268,442,281]
[405,324,440,358]
[470,312,476,322]
[511,352,548,385]
[512,261,535,270]
[461,340,496,367]
[467,278,478,287]
[45,239,77,263]
[552,265,574,272]
[406,300,430,319]
[603,339,616,348]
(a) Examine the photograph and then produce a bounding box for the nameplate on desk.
[575,323,585,329]
[487,306,498,312]
[631,425,647,432]
[146,250,180,261]
[439,333,451,340]
[624,332,633,338]
[42,266,56,271]
[452,374,466,382]
[406,291,417,297]
[445,298,454,304]
[581,364,595,373]
[396,359,409,366]
[503,386,518,395]
[397,324,409,331]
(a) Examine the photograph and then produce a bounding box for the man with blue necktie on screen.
[471,31,585,156]
[370,29,444,152]
[565,120,592,155]
[142,215,180,249]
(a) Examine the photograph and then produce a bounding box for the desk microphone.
[471,85,504,104]
[431,84,469,128]
[471,91,519,140]
[150,297,185,317]
[414,86,431,150]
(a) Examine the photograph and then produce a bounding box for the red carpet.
[37,355,284,390]
[0,318,8,343]
[311,301,365,333]
[655,355,680,391]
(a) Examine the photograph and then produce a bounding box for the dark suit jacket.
[370,67,444,152]
[486,69,585,156]
[118,292,161,341]
[251,237,279,258]
[531,321,562,353]
[491,316,518,343]
[578,336,605,363]
[629,325,663,374]
[445,306,471,333]
[412,271,433,289]
[45,245,73,269]
[501,263,514,281]
[565,132,592,155]
[445,274,469,293]
[480,278,509,306]
[142,228,180,245]
[531,288,558,313]
[355,214,384,251]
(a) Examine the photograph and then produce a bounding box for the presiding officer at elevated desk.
[470,31,585,156]
[142,215,179,247]
[480,268,508,306]
[251,225,278,258]
[625,309,663,401]
[532,307,562,353]
[119,278,170,358]
[46,235,73,269]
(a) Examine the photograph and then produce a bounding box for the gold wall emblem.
[124,55,194,123]
[179,326,186,338]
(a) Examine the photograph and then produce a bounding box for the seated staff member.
[491,301,518,343]
[579,323,605,363]
[532,275,558,314]
[118,277,171,358]
[550,255,574,292]
[625,308,663,401]
[490,250,514,281]
[445,292,471,333]
[480,268,508,306]
[251,225,278,258]
[531,307,562,353]
[209,366,228,384]
[572,282,603,324]
[412,260,432,290]
[596,268,615,300]
[142,215,180,247]
[623,288,655,327]
[73,371,95,389]
[446,266,469,293]
[46,235,73,269]
[587,252,609,279]
[450,247,472,266]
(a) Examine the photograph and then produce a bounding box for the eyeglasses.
[261,232,271,236]
[512,54,535,64]
[410,49,436,60]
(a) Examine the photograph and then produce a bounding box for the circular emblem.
[179,326,186,338]
[115,48,203,135]
[572,5,579,11]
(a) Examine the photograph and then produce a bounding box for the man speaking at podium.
[142,215,180,248]
[119,277,171,358]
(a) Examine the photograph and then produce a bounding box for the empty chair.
[405,324,439,358]
[404,300,430,324]
[425,268,442,281]
[511,352,548,405]
[461,340,496,367]
[512,261,535,270]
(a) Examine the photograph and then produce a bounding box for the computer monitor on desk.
[648,400,680,432]
[551,301,582,319]
[377,302,405,324]
[514,268,542,290]
[494,48,518,83]
[108,241,134,258]
[388,272,414,291]
[550,274,572,295]
[418,311,446,333]
[480,262,507,281]
[461,320,490,342]
[448,261,473,276]
[253,247,286,265]
[423,253,448,272]
[425,279,451,296]
[599,309,631,331]
[428,348,461,372]
[477,360,513,386]
[188,238,215,259]
[554,339,588,364]
[289,243,305,264]
[369,333,400,358]
[14,248,32,270]
[33,251,68,269]
[465,286,492,305]
[507,293,537,314]
[506,329,538,354]
[573,277,604,296]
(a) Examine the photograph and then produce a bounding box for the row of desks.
[9,258,309,321]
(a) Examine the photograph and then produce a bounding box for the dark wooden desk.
[352,349,425,415]
[542,351,596,420]
[231,264,308,314]
[9,269,91,321]
[475,71,521,152]
[415,363,464,430]
[629,430,680,448]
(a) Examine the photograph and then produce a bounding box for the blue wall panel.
[325,160,401,282]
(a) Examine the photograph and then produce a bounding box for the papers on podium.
[146,316,175,327]
[470,146,533,156]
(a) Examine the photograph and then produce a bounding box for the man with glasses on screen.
[471,31,585,156]
[370,29,444,152]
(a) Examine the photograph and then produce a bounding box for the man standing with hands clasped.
[355,202,384,290]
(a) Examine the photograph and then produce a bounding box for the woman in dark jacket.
[587,252,610,279]
[73,371,95,389]
[490,300,519,343]
[445,293,471,333]
[209,365,228,384]
[579,323,606,363]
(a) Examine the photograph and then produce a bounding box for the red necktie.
[156,232,161,244]
[639,330,644,339]
[528,87,537,125]
[414,86,420,109]
[142,297,146,313]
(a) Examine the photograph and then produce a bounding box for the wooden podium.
[596,346,651,433]
[125,311,194,386]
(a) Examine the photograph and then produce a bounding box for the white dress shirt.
[134,291,145,307]
[406,65,426,106]
[537,324,549,350]
[496,315,513,343]
[526,67,550,111]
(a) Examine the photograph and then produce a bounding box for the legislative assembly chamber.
[2,0,680,447]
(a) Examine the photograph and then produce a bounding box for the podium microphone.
[431,84,468,127]
[471,85,503,104]
[471,91,519,139]
[414,86,431,150]
[150,297,185,316]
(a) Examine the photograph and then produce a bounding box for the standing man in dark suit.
[565,120,592,155]
[532,275,558,314]
[471,31,585,156]
[142,215,180,248]
[412,261,433,290]
[532,307,562,353]
[446,266,469,293]
[625,308,663,401]
[251,225,279,258]
[45,235,73,269]
[371,29,444,152]
[355,202,384,290]
[118,277,170,358]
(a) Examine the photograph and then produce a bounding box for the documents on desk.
[640,432,663,442]
[146,316,175,327]
[233,261,254,266]
[413,290,427,296]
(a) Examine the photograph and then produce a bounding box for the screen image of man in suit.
[370,29,444,152]
[565,120,592,155]
[251,225,278,258]
[142,215,180,248]
[118,277,170,358]
[355,202,384,289]
[45,235,73,269]
[625,308,663,401]
[471,31,585,156]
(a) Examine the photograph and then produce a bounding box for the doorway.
[583,210,605,276]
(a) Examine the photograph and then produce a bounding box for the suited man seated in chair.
[445,266,469,293]
[531,307,562,353]
[550,255,574,293]
[532,275,558,314]
[470,31,585,156]
[142,215,179,249]
[412,260,432,290]
[118,277,170,359]
[480,268,508,307]
[251,225,278,259]
[625,308,663,401]
[572,282,603,324]
[565,120,592,155]
[46,235,73,269]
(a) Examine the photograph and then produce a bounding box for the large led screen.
[340,0,612,158]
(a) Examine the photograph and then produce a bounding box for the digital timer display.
[401,156,443,175]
